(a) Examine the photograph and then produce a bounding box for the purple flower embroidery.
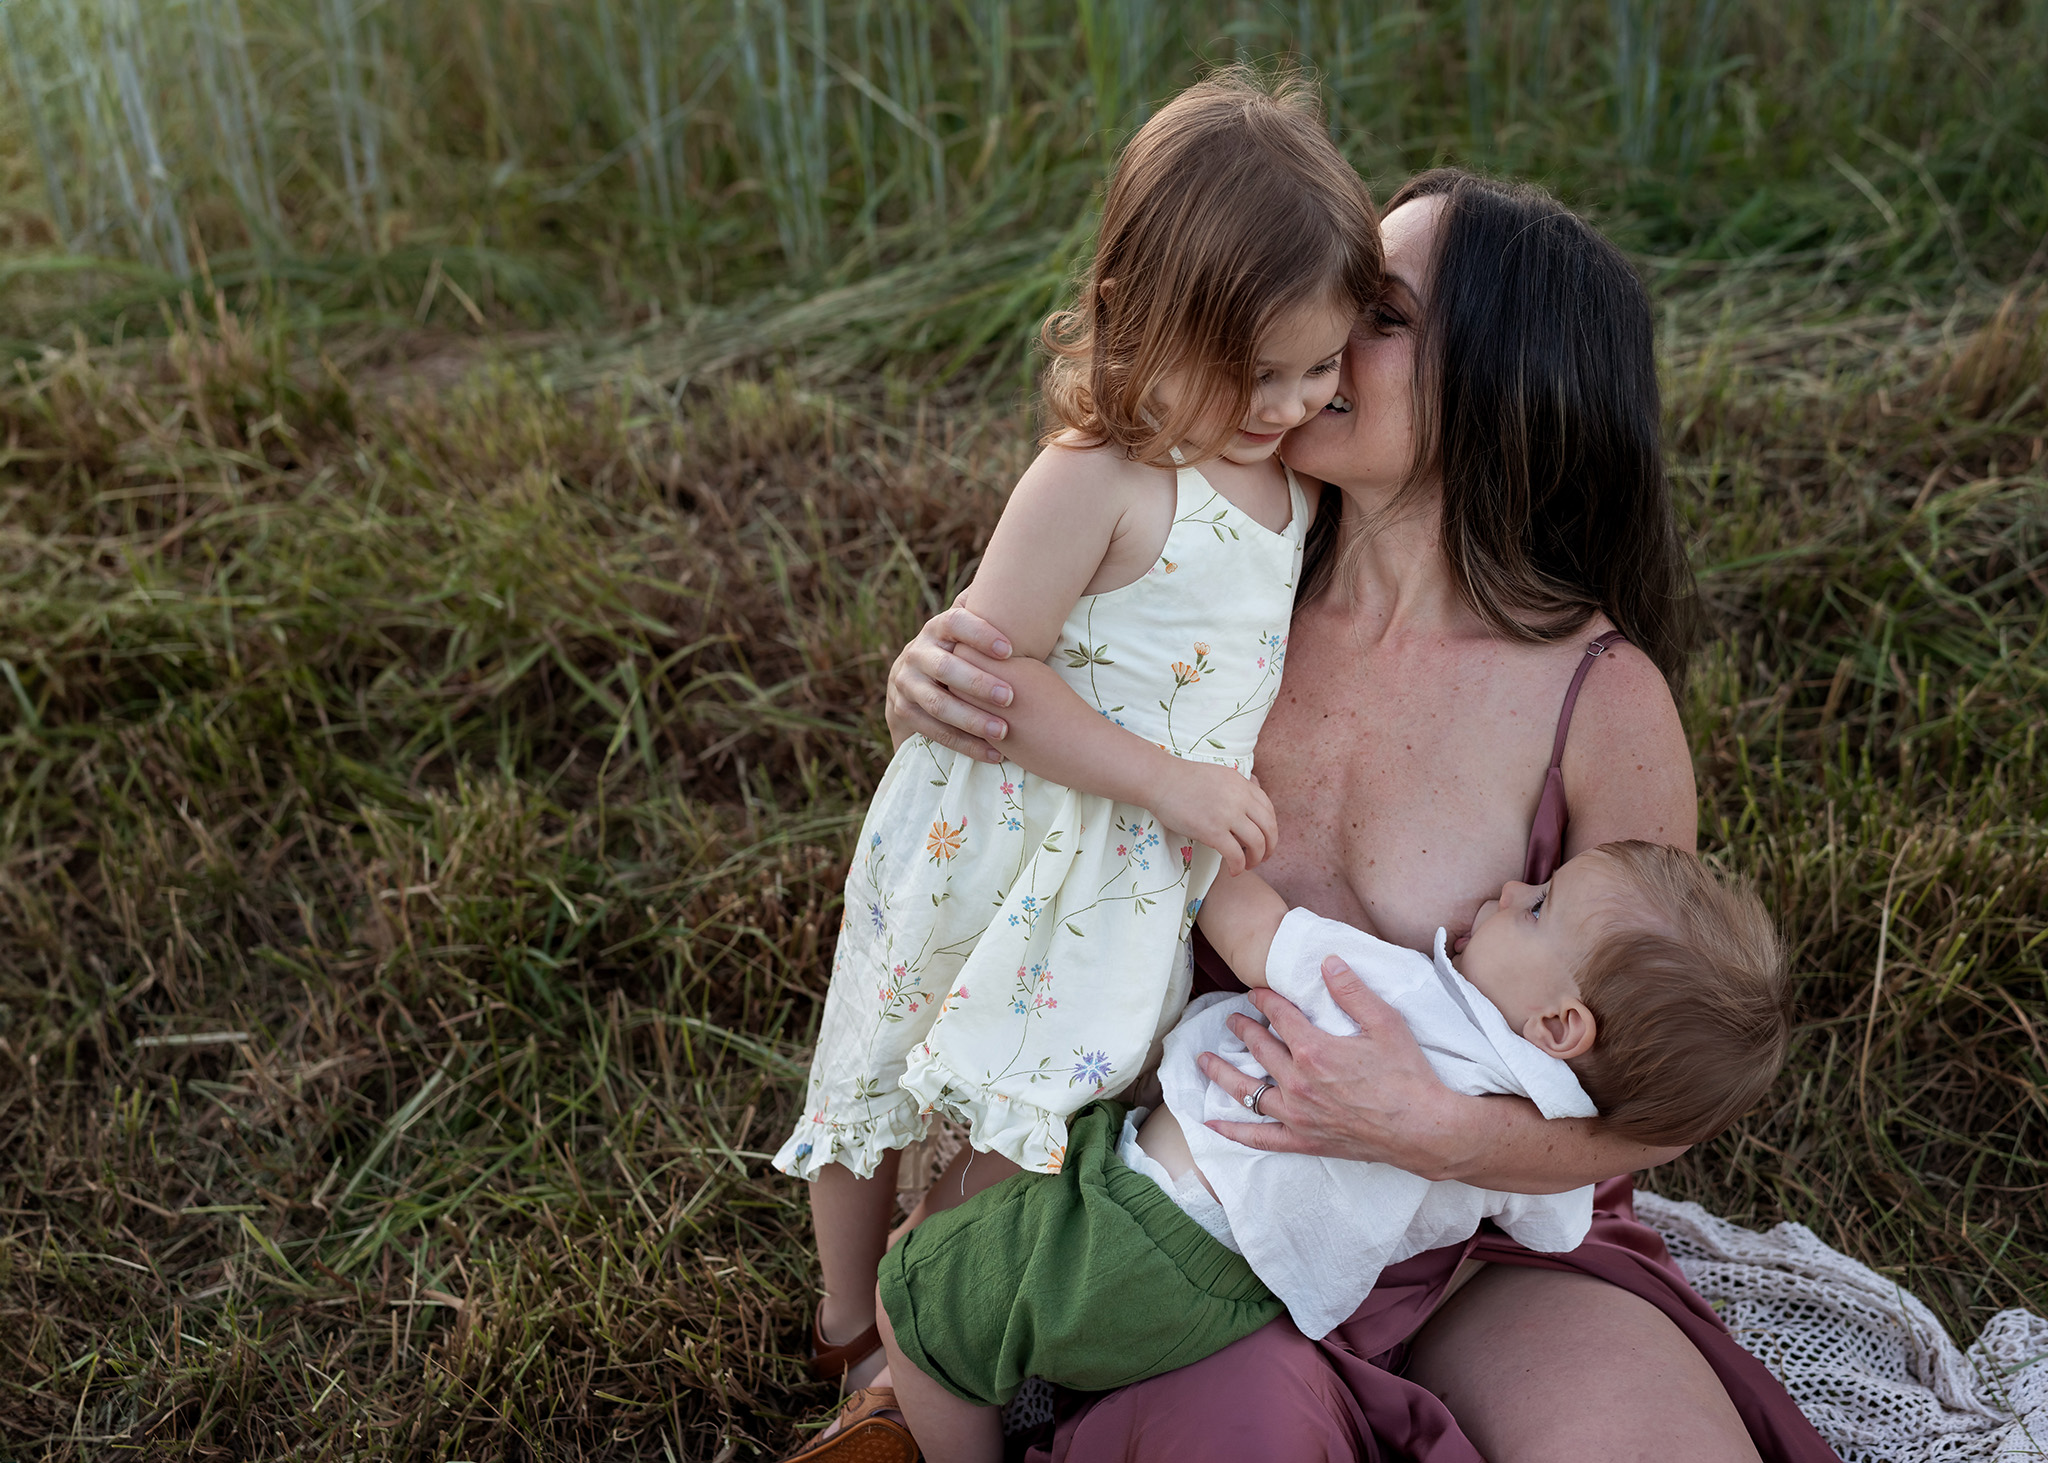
[1071,1050,1112,1089]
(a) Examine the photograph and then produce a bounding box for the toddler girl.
[770,67,1381,1383]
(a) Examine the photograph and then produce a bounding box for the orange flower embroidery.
[927,816,966,862]
[1171,661,1200,686]
[1193,641,1210,656]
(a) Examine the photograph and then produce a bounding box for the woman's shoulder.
[1556,624,1696,852]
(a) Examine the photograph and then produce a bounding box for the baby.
[872,840,1790,1461]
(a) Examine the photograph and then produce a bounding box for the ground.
[2,282,2045,1458]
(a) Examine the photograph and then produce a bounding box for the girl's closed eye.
[1529,891,1547,918]
[1308,355,1341,376]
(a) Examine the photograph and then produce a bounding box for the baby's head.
[1454,841,1790,1146]
[1040,66,1382,468]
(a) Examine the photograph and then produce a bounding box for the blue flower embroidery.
[1071,1051,1112,1088]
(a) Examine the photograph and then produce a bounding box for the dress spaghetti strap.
[1521,629,1629,885]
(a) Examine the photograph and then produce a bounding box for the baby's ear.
[1523,999,1597,1061]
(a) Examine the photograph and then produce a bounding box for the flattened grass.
[2,286,2046,1457]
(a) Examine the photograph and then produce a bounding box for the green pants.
[877,1101,1284,1407]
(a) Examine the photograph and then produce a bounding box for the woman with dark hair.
[880,168,1835,1460]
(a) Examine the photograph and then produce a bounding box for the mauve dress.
[1021,631,1840,1463]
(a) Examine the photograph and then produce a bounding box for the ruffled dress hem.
[898,1048,1093,1175]
[771,1092,932,1182]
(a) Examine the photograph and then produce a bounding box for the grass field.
[3,2,2048,1460]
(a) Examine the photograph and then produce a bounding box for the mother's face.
[1281,195,1444,495]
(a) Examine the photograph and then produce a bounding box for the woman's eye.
[1371,306,1406,334]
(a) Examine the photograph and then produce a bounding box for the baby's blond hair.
[1570,842,1792,1145]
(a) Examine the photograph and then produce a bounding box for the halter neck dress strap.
[1520,629,1630,885]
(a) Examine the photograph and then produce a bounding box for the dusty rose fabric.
[1023,630,1839,1462]
[1025,1180,1840,1462]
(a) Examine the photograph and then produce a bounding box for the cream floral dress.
[773,458,1309,1178]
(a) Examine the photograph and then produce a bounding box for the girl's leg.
[810,1149,903,1389]
[1404,1266,1761,1463]
[893,1141,1020,1236]
[875,1281,1002,1463]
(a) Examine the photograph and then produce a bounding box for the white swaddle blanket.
[1157,907,1600,1338]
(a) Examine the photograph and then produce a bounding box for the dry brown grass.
[1,287,2045,1458]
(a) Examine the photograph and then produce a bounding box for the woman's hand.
[1198,955,1476,1180]
[884,602,1016,760]
[1154,765,1278,877]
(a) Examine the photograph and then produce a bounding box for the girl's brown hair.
[1040,66,1382,466]
[1297,169,1701,690]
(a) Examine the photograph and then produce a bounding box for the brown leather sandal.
[808,1311,882,1383]
[781,1386,919,1463]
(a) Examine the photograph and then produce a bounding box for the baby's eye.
[1529,892,1547,918]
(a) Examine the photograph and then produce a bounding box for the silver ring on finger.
[1245,1080,1275,1116]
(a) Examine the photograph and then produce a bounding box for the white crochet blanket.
[1638,1192,2048,1462]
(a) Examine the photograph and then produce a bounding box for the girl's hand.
[1154,765,1279,878]
[1197,956,1475,1179]
[884,602,1016,760]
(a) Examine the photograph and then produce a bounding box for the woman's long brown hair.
[1300,169,1701,689]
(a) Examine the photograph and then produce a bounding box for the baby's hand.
[1153,763,1278,877]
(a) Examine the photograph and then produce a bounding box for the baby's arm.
[953,447,1277,873]
[1193,871,1291,988]
[1196,877,1387,989]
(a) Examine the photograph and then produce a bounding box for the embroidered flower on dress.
[927,816,966,862]
[868,902,885,933]
[1070,1050,1112,1089]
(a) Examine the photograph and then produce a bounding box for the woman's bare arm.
[884,601,1016,761]
[1556,637,1698,857]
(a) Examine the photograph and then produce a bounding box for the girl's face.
[1155,292,1353,465]
[1281,194,1445,495]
